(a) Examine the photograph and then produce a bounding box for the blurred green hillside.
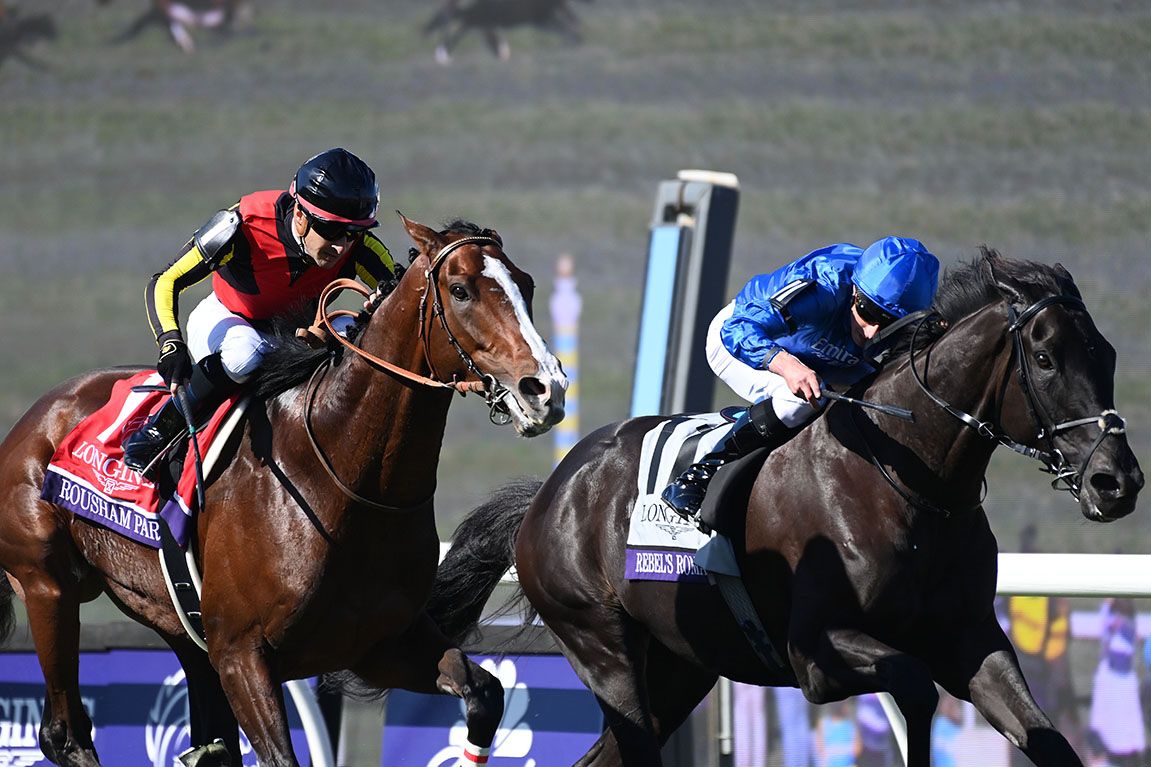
[2,0,1149,554]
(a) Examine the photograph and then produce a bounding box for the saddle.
[698,445,773,540]
[630,410,793,680]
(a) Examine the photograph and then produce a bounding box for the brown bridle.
[300,236,515,511]
[304,236,504,395]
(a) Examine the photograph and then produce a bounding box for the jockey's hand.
[156,333,193,391]
[363,284,385,312]
[768,350,822,405]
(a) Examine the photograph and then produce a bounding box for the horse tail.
[0,573,16,647]
[426,477,542,645]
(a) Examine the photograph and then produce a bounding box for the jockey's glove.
[156,332,193,389]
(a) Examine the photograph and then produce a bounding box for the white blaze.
[482,257,565,383]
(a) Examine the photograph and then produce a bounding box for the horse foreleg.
[793,628,937,767]
[933,614,1082,766]
[353,613,503,764]
[20,572,100,767]
[212,643,297,767]
[482,28,510,61]
[437,24,471,65]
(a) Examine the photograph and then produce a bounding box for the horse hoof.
[178,740,232,767]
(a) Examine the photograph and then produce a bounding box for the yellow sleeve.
[353,232,397,290]
[145,242,216,341]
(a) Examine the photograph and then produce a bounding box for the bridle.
[309,235,517,421]
[301,235,519,510]
[909,294,1127,501]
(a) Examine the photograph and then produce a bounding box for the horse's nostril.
[1090,472,1121,497]
[519,377,547,398]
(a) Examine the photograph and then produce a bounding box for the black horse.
[423,0,588,64]
[430,250,1143,766]
[0,4,56,70]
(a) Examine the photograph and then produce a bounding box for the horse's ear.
[481,228,503,246]
[397,211,443,257]
[981,245,1026,305]
[1052,262,1083,299]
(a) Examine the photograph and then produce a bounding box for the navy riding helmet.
[852,236,940,319]
[291,148,379,228]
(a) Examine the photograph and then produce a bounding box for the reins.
[299,235,515,511]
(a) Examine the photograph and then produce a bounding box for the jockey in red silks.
[662,236,941,526]
[122,147,398,477]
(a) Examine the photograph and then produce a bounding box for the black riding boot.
[122,354,238,478]
[661,400,794,525]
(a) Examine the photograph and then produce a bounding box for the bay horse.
[429,250,1143,766]
[0,216,566,767]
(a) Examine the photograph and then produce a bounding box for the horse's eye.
[450,284,470,302]
[1034,351,1053,370]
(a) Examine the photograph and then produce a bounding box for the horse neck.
[867,304,1015,505]
[310,277,454,510]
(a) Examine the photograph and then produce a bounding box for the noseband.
[910,294,1128,500]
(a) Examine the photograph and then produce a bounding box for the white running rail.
[882,552,1151,765]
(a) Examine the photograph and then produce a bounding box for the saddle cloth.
[40,371,240,550]
[624,411,737,583]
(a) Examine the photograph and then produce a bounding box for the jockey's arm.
[145,207,239,344]
[352,232,397,291]
[719,283,793,371]
[721,275,828,404]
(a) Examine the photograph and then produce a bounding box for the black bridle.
[910,294,1127,501]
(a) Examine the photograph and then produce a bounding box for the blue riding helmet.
[851,236,940,319]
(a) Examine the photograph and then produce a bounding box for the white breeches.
[186,293,274,383]
[706,301,821,429]
[187,293,356,383]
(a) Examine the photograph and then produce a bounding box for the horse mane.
[880,246,1077,362]
[249,304,342,400]
[250,219,492,400]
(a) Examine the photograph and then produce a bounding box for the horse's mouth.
[503,392,565,438]
[1080,489,1139,523]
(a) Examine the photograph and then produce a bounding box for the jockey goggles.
[854,291,899,328]
[303,210,369,242]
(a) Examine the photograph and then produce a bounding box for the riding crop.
[823,390,915,422]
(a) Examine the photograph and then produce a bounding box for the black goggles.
[854,293,899,328]
[305,212,369,242]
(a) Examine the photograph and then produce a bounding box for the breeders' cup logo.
[71,440,147,494]
[146,669,253,767]
[0,693,95,767]
[427,659,535,767]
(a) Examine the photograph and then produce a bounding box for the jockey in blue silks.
[662,236,941,525]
